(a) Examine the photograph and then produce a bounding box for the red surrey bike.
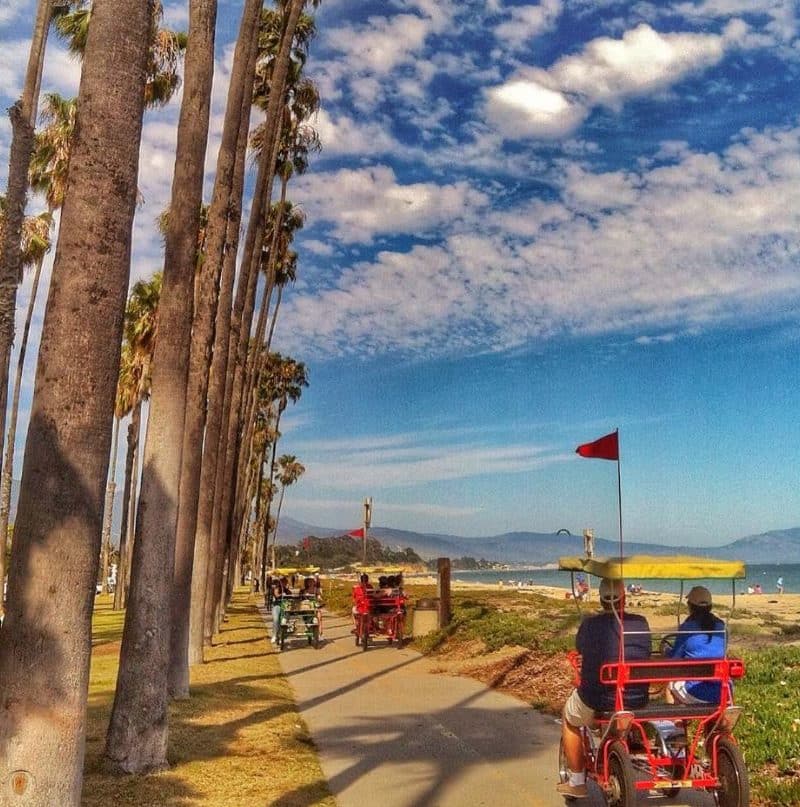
[558,555,749,807]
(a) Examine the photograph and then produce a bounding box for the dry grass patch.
[82,591,335,807]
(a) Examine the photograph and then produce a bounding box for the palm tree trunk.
[0,2,53,511]
[107,0,219,770]
[190,3,260,665]
[0,0,150,798]
[265,283,284,352]
[100,415,121,594]
[0,243,48,615]
[261,405,285,580]
[113,404,140,611]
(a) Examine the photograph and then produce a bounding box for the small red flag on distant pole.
[576,430,619,461]
[347,528,364,539]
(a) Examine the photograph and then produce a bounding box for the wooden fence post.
[437,557,451,628]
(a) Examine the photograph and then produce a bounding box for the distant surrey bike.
[352,566,408,651]
[558,555,749,807]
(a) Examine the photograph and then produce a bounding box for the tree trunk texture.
[189,2,260,665]
[0,4,53,592]
[0,0,150,800]
[113,406,140,611]
[106,0,218,771]
[0,245,48,615]
[100,416,121,594]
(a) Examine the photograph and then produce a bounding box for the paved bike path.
[266,610,714,807]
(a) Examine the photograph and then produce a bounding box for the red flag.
[347,528,364,539]
[576,430,619,461]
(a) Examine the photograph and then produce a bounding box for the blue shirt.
[577,611,651,711]
[669,615,726,703]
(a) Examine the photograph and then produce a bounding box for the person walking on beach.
[557,578,651,799]
[777,576,785,595]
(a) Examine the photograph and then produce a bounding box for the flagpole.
[616,428,623,559]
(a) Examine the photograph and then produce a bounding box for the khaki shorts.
[563,689,596,728]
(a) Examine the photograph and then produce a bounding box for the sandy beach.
[406,574,800,628]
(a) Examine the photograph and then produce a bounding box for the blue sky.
[2,0,800,547]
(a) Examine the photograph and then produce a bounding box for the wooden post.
[437,557,451,628]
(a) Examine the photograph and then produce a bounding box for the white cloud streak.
[485,21,747,139]
[284,122,800,358]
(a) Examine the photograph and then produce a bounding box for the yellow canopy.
[352,565,405,575]
[558,555,746,580]
[271,566,320,576]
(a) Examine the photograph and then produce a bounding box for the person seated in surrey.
[664,585,727,705]
[270,575,290,645]
[557,578,651,799]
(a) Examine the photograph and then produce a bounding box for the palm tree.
[0,201,52,612]
[224,71,319,607]
[107,0,219,766]
[53,0,188,109]
[0,93,76,597]
[0,0,152,799]
[0,0,56,552]
[103,271,161,612]
[268,453,304,572]
[112,273,160,612]
[249,353,308,588]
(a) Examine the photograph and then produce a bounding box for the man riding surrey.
[557,578,651,798]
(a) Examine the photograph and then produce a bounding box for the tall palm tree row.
[0,0,153,800]
[0,3,186,539]
[0,0,324,798]
[202,0,317,654]
[106,0,219,772]
[224,40,320,565]
[186,0,263,669]
[209,1,320,630]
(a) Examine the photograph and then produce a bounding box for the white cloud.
[293,165,489,243]
[485,73,588,139]
[292,431,569,490]
[673,0,797,45]
[312,107,403,158]
[281,123,800,359]
[326,13,432,76]
[485,22,745,139]
[0,0,28,26]
[493,0,564,50]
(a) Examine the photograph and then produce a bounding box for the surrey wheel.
[713,736,749,807]
[606,741,636,807]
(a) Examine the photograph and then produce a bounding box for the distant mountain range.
[9,480,795,565]
[276,516,800,566]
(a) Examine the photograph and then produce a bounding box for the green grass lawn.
[83,591,335,807]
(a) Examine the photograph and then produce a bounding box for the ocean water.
[452,562,800,597]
